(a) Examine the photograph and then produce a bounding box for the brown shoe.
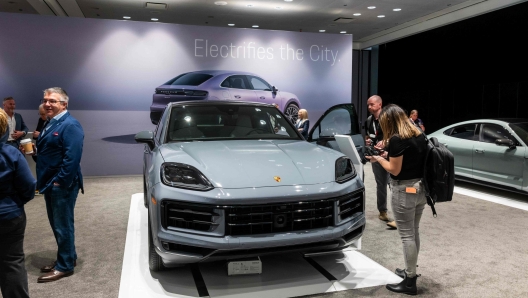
[379,211,390,222]
[37,270,74,283]
[387,221,397,229]
[40,260,77,273]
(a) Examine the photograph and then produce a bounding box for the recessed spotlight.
[340,31,346,34]
[319,30,326,32]
[353,13,361,16]
[368,6,376,9]
[151,18,158,21]
[123,16,131,19]
[393,8,402,11]
[252,25,259,28]
[247,4,253,7]
[275,6,282,9]
[228,23,235,26]
[377,15,385,18]
[284,0,293,2]
[214,1,227,5]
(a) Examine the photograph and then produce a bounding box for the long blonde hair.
[0,109,7,136]
[379,104,421,145]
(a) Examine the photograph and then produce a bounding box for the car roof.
[492,118,528,124]
[168,100,273,108]
[184,70,258,76]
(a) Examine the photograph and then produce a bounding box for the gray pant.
[390,178,427,278]
[372,162,389,212]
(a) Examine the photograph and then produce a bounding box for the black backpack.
[421,135,455,217]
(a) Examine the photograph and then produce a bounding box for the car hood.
[159,140,341,189]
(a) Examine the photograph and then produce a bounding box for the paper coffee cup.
[20,139,33,154]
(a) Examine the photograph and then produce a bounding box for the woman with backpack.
[365,104,428,295]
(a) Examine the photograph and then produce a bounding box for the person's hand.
[374,140,385,149]
[420,125,425,131]
[380,151,388,159]
[12,130,24,140]
[365,138,372,146]
[19,143,37,156]
[365,155,378,163]
[33,130,40,138]
[53,182,60,186]
[298,128,304,132]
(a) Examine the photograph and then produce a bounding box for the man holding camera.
[365,95,396,229]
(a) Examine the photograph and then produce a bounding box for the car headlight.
[161,162,214,191]
[335,157,356,183]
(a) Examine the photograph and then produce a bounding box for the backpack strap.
[426,196,438,218]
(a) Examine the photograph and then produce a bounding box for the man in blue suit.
[3,97,29,148]
[28,87,84,283]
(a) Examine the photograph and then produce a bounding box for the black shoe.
[395,268,405,278]
[386,271,418,296]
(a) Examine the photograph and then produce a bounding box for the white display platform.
[118,194,402,298]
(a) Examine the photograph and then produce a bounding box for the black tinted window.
[165,73,213,86]
[509,122,528,145]
[481,124,517,144]
[450,124,477,140]
[221,75,249,89]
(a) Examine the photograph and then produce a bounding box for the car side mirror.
[135,130,155,150]
[272,86,278,93]
[495,138,516,149]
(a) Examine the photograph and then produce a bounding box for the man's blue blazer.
[36,112,84,194]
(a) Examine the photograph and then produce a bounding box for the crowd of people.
[0,88,84,298]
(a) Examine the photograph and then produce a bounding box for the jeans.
[44,180,79,272]
[390,178,427,278]
[372,162,389,212]
[0,212,29,298]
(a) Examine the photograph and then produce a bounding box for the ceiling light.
[319,30,325,32]
[377,15,385,18]
[284,0,293,2]
[247,4,253,7]
[353,13,361,16]
[252,25,259,28]
[214,1,227,5]
[151,18,158,21]
[228,23,235,26]
[368,6,376,9]
[275,6,282,9]
[393,8,402,11]
[340,31,346,34]
[123,16,131,19]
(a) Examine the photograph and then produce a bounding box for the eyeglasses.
[41,99,65,105]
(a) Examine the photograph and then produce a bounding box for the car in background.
[150,70,301,125]
[136,101,365,270]
[427,118,528,193]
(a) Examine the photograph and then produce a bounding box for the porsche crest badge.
[274,176,281,182]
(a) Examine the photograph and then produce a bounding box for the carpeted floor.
[3,165,528,298]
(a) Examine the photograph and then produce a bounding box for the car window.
[220,75,250,89]
[480,123,519,145]
[166,104,300,142]
[165,73,213,86]
[509,122,528,146]
[449,124,477,140]
[248,76,271,91]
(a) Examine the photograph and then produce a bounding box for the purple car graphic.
[150,70,301,124]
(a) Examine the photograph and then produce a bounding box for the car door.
[247,75,279,105]
[472,123,524,189]
[307,104,364,156]
[440,123,479,179]
[220,75,257,102]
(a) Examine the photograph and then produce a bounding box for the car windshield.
[166,104,301,142]
[165,73,213,86]
[509,122,528,145]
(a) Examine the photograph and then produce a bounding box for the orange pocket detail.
[405,187,417,194]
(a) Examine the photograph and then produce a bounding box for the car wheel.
[284,103,299,123]
[148,211,165,272]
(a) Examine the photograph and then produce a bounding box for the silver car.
[136,101,365,270]
[427,118,528,192]
[150,70,301,124]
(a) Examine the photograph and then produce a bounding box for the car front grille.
[225,200,334,236]
[160,189,364,236]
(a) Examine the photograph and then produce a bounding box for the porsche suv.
[136,101,365,270]
[150,70,301,124]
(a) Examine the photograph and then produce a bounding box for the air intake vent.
[336,190,363,223]
[333,17,354,23]
[162,201,220,232]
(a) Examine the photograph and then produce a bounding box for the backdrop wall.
[0,12,353,176]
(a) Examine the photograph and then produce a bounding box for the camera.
[364,144,381,156]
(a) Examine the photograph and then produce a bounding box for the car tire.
[148,211,165,272]
[284,102,299,123]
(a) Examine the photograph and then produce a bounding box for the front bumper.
[150,179,366,267]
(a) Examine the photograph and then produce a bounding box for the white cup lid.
[20,139,32,144]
